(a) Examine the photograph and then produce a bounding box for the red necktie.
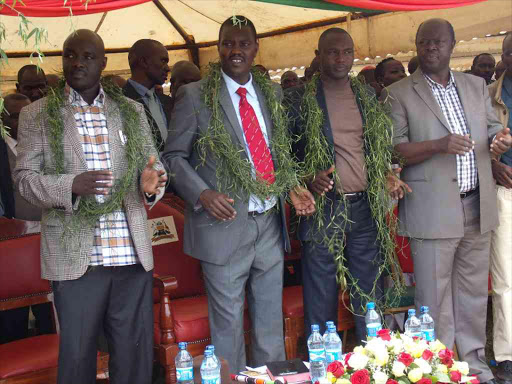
[236,87,275,184]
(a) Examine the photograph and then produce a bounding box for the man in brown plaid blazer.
[13,30,166,384]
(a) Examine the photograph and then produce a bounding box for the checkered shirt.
[424,72,478,193]
[67,85,139,266]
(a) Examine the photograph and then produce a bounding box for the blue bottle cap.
[179,342,187,349]
[421,306,429,313]
[326,321,334,327]
[207,345,215,351]
[367,302,375,310]
[408,309,416,316]
[312,324,320,332]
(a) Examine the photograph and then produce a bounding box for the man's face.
[381,60,407,87]
[218,25,258,84]
[62,34,107,94]
[472,55,495,83]
[281,72,299,89]
[2,98,31,140]
[502,37,512,78]
[143,44,170,87]
[170,67,201,99]
[319,33,354,81]
[17,70,47,102]
[495,61,507,80]
[416,21,455,75]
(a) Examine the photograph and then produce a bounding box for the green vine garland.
[300,73,405,313]
[197,62,300,202]
[45,78,150,242]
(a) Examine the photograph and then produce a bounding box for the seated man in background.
[16,64,47,102]
[471,53,496,85]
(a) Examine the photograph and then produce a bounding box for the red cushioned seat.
[283,285,304,317]
[0,334,59,379]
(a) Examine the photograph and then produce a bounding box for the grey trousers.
[410,192,493,382]
[201,212,285,373]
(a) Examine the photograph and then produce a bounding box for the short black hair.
[415,19,455,44]
[17,65,46,84]
[128,39,164,70]
[218,16,257,42]
[472,53,495,67]
[375,57,396,81]
[318,28,352,51]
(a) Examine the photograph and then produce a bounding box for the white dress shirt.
[221,70,276,213]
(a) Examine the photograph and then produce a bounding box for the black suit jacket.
[0,139,14,218]
[122,81,173,150]
[284,78,375,241]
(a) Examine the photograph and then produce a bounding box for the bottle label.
[326,350,342,363]
[366,324,382,337]
[177,367,193,382]
[423,329,435,342]
[202,376,220,384]
[309,348,326,362]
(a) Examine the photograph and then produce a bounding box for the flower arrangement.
[321,330,479,384]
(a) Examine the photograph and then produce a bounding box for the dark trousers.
[53,264,153,384]
[0,303,54,344]
[302,194,383,344]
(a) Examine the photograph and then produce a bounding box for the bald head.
[416,18,455,44]
[64,29,105,56]
[170,61,201,99]
[318,28,352,52]
[128,39,164,70]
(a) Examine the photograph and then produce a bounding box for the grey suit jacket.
[14,93,165,281]
[162,77,290,266]
[386,69,501,239]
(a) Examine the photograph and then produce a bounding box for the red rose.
[438,349,454,360]
[327,361,345,378]
[441,357,454,368]
[377,329,392,341]
[469,375,479,384]
[398,352,414,367]
[449,371,462,383]
[386,380,399,384]
[350,369,370,384]
[344,353,353,369]
[422,349,434,361]
[417,379,432,384]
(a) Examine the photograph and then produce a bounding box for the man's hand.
[386,168,412,200]
[290,186,316,216]
[72,170,113,196]
[141,156,167,195]
[491,127,512,156]
[199,189,236,221]
[437,133,474,155]
[308,165,335,195]
[492,159,512,189]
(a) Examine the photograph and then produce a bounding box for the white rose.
[374,371,389,384]
[374,348,390,366]
[392,361,406,377]
[452,362,469,375]
[389,337,404,353]
[366,337,388,354]
[348,353,369,370]
[414,358,432,374]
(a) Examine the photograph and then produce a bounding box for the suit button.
[452,178,457,182]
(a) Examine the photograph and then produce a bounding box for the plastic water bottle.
[404,309,422,338]
[175,342,194,384]
[206,345,219,365]
[419,306,435,341]
[201,350,220,384]
[307,324,327,382]
[365,302,382,337]
[323,321,335,341]
[324,324,342,363]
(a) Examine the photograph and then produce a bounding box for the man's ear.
[102,56,108,71]
[16,83,20,92]
[315,49,319,57]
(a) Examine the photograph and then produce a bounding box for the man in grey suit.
[163,16,314,373]
[14,30,167,384]
[386,19,511,384]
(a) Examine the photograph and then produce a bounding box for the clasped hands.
[71,156,167,197]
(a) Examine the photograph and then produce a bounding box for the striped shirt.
[67,85,139,266]
[424,72,478,193]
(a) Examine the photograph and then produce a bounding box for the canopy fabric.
[254,0,486,11]
[0,0,150,17]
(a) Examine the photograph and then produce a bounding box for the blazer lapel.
[316,80,335,148]
[412,70,451,132]
[219,81,248,155]
[452,72,473,134]
[103,95,124,178]
[62,104,88,170]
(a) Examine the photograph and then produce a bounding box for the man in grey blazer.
[163,16,314,373]
[14,30,167,384]
[386,19,511,384]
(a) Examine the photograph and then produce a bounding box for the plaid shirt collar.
[423,71,456,90]
[65,83,106,108]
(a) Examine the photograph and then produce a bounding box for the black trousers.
[53,264,153,384]
[302,194,384,344]
[0,303,54,344]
